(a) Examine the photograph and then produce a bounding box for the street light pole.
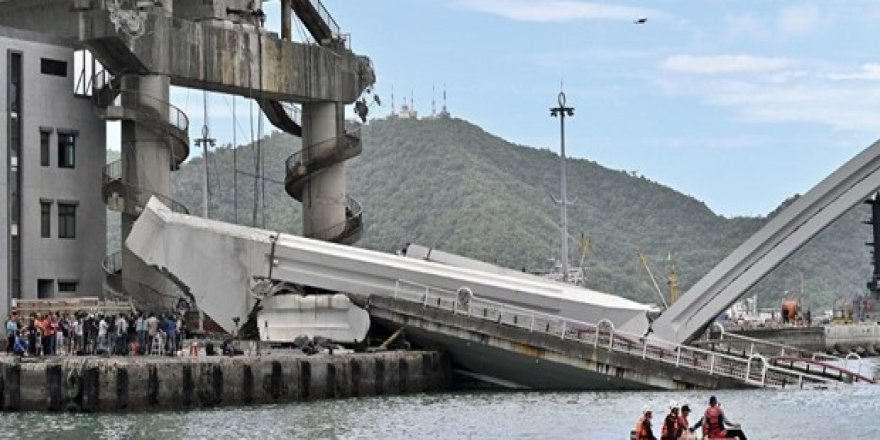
[550,91,574,282]
[195,125,215,219]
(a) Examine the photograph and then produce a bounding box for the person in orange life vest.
[698,396,747,440]
[632,406,658,440]
[661,401,681,440]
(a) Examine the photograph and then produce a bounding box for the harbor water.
[1,360,877,439]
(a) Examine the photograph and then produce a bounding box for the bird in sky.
[634,17,648,24]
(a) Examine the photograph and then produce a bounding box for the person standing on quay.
[164,315,178,355]
[135,313,147,354]
[4,314,18,353]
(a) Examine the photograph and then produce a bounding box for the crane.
[636,249,668,309]
[577,232,592,284]
[667,253,680,304]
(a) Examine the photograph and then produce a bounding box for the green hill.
[144,116,870,311]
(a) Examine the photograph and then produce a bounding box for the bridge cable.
[232,95,238,224]
[257,28,266,228]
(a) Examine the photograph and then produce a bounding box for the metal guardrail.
[703,325,872,381]
[91,70,114,96]
[280,102,301,127]
[102,250,123,275]
[282,124,363,243]
[303,195,363,242]
[114,89,189,133]
[284,125,362,173]
[102,160,190,215]
[103,270,191,312]
[91,71,189,133]
[708,324,835,361]
[12,297,135,316]
[390,280,844,389]
[308,0,341,38]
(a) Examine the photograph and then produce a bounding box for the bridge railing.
[391,280,842,388]
[704,326,871,381]
[308,0,342,39]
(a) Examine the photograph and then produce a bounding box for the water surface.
[1,361,877,439]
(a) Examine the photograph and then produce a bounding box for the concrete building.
[0,26,106,317]
[0,0,373,313]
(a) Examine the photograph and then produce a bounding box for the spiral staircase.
[260,99,365,245]
[285,123,364,244]
[91,70,194,308]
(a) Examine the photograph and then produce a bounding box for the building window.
[40,130,50,166]
[58,202,76,239]
[40,58,67,77]
[9,51,22,301]
[58,133,75,168]
[37,279,54,299]
[57,281,78,293]
[40,200,51,238]
[9,51,20,113]
[10,236,20,299]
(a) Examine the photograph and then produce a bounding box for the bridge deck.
[360,282,842,390]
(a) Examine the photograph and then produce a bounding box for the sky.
[112,1,880,218]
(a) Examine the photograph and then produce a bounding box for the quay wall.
[733,324,880,355]
[824,323,880,353]
[0,351,450,412]
[730,327,826,353]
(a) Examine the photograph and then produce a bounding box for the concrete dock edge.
[0,351,449,413]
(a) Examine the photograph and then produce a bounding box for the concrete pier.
[0,351,449,413]
[732,323,880,356]
[301,102,347,240]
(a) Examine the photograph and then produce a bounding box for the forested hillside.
[110,116,871,310]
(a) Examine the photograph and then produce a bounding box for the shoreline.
[0,350,450,413]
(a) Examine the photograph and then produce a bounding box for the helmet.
[669,401,678,411]
[643,405,652,415]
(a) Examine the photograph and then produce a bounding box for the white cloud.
[654,69,880,133]
[661,55,792,75]
[726,5,826,41]
[827,63,880,81]
[455,0,659,23]
[778,4,821,36]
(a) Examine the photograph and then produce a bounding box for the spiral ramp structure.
[91,70,195,310]
[259,99,364,245]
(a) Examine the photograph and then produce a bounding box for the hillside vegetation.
[116,116,870,310]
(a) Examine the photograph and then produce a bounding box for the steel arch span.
[652,139,880,345]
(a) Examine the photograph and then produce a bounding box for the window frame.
[40,129,51,167]
[40,199,51,238]
[57,131,76,169]
[57,280,78,293]
[40,58,68,77]
[37,279,54,299]
[57,201,77,239]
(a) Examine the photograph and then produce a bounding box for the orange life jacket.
[704,405,726,438]
[661,413,679,439]
[633,416,652,440]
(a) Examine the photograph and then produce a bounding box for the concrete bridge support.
[301,102,347,241]
[119,1,176,308]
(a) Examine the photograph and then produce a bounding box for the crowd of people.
[632,395,748,440]
[3,311,186,357]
